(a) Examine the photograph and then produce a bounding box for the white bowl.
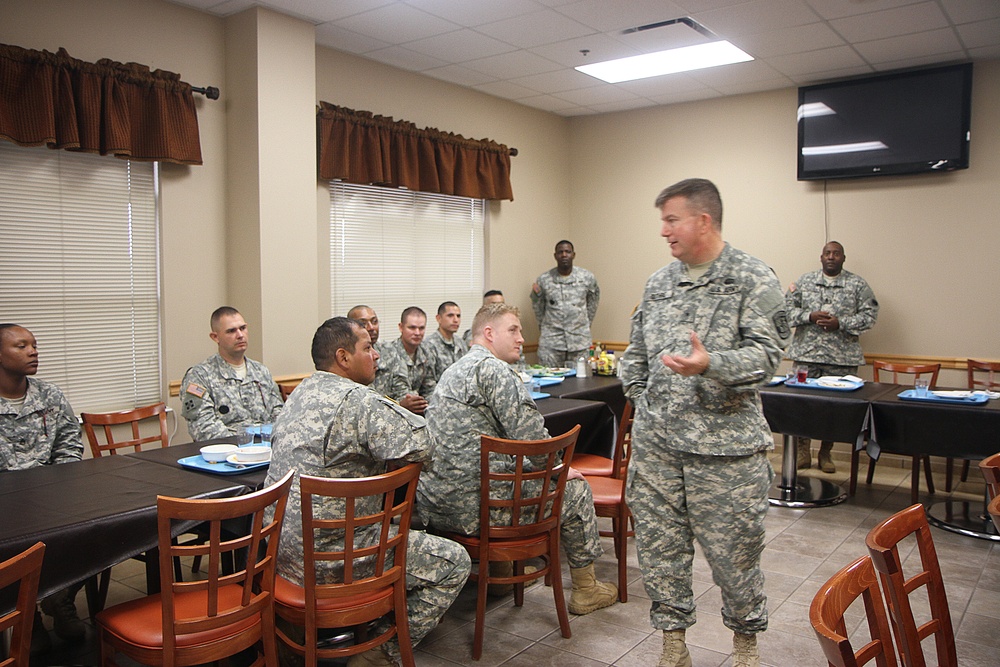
[232,445,271,463]
[201,444,238,463]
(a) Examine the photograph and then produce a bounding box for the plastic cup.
[914,378,930,397]
[236,425,255,447]
[795,365,808,384]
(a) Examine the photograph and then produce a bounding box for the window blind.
[329,181,485,328]
[0,141,161,413]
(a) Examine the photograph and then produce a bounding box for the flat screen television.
[797,63,973,181]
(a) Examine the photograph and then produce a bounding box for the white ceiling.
[168,0,1000,116]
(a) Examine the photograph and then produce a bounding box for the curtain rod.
[191,85,220,100]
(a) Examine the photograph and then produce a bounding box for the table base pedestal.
[926,499,1000,542]
[769,476,848,508]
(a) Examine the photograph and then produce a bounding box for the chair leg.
[549,545,571,640]
[911,457,921,505]
[866,455,878,485]
[945,458,954,493]
[961,459,971,483]
[85,568,111,615]
[473,562,489,660]
[922,455,935,496]
[849,447,860,496]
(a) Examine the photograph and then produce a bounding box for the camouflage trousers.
[794,363,857,450]
[536,345,588,369]
[626,449,772,634]
[379,531,471,659]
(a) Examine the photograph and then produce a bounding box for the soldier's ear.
[335,347,351,368]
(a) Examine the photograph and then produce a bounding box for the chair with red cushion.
[581,403,634,602]
[273,463,422,667]
[95,470,294,667]
[571,401,632,477]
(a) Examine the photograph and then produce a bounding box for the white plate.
[227,451,271,465]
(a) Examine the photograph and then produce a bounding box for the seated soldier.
[423,301,469,382]
[264,317,470,667]
[417,303,617,615]
[377,307,436,415]
[0,324,86,651]
[180,306,283,441]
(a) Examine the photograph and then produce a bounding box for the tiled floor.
[33,448,1000,666]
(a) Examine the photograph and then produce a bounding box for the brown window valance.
[317,102,513,201]
[0,44,202,165]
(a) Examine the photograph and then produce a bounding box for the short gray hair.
[655,178,723,230]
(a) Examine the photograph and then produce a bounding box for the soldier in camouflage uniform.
[347,305,406,402]
[423,301,469,382]
[418,303,618,615]
[620,180,790,667]
[264,317,470,667]
[531,240,600,368]
[786,242,879,472]
[377,307,436,415]
[0,324,86,648]
[180,307,283,441]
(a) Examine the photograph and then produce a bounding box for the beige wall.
[4,0,996,414]
[569,60,1000,373]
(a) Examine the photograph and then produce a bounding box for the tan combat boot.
[568,563,617,614]
[818,442,836,473]
[796,441,811,469]
[732,632,760,667]
[659,629,692,667]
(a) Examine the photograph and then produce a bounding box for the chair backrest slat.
[81,402,169,457]
[872,361,940,387]
[865,504,956,667]
[967,359,1000,391]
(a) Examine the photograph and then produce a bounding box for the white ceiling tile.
[361,45,449,71]
[829,2,949,43]
[693,0,822,38]
[685,59,790,86]
[169,0,228,11]
[463,51,564,79]
[648,88,726,106]
[516,93,583,112]
[768,45,868,77]
[474,80,551,100]
[968,44,1000,59]
[803,0,925,21]
[616,73,712,97]
[560,106,600,116]
[709,77,793,96]
[528,33,643,67]
[611,20,715,53]
[853,28,964,63]
[509,67,604,93]
[552,85,641,105]
[332,3,459,43]
[956,18,1000,49]
[588,98,662,114]
[731,22,845,58]
[871,50,968,71]
[404,28,518,61]
[939,0,1000,23]
[404,0,543,26]
[258,0,395,23]
[476,9,597,49]
[790,64,875,85]
[315,23,391,53]
[554,0,688,33]
[674,0,756,12]
[421,64,496,87]
[197,0,257,15]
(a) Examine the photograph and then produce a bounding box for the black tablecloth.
[760,382,899,443]
[870,389,1000,459]
[0,454,251,600]
[543,375,626,424]
[127,438,270,490]
[537,397,616,458]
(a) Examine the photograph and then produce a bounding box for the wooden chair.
[81,402,173,612]
[865,504,956,667]
[959,361,1000,484]
[0,542,45,667]
[274,464,422,667]
[870,362,941,503]
[81,402,169,457]
[571,400,632,477]
[278,382,298,402]
[95,469,294,667]
[580,403,634,602]
[987,493,1000,536]
[978,452,1000,501]
[438,425,580,660]
[810,554,898,667]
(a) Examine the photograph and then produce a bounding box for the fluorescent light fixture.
[801,141,888,156]
[576,41,753,83]
[797,102,835,121]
